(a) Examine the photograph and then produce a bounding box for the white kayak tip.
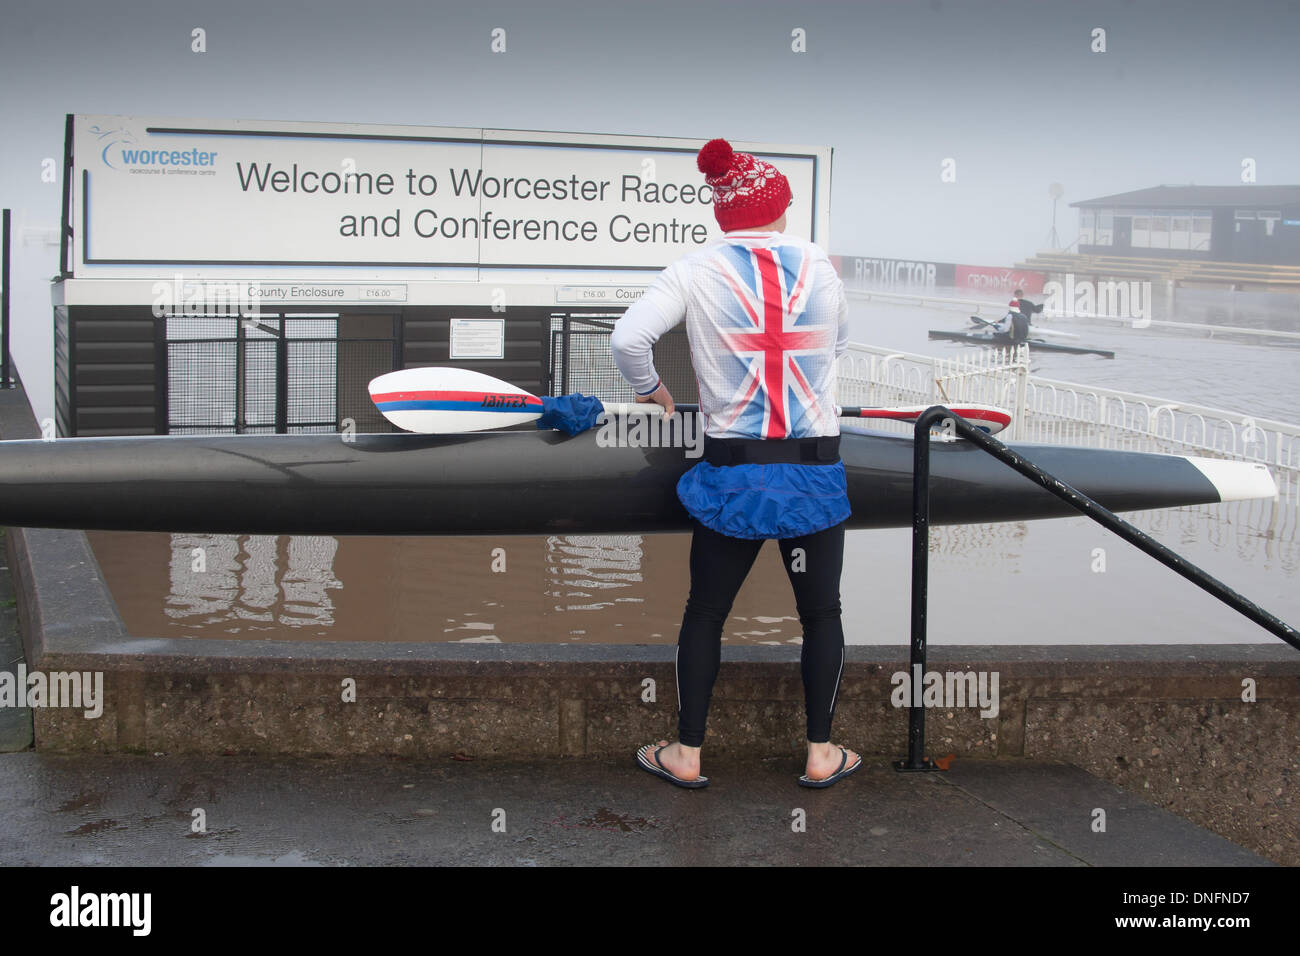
[1185,457,1278,502]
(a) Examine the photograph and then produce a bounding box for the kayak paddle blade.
[368,367,545,433]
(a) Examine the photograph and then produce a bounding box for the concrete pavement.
[0,752,1271,866]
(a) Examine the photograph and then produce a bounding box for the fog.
[2,0,1297,420]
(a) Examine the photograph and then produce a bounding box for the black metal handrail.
[897,405,1298,773]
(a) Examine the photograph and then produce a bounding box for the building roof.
[1072,185,1300,209]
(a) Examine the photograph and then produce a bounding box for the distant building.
[1073,186,1300,265]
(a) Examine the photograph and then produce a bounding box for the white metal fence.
[836,342,1030,436]
[836,341,1300,548]
[1021,375,1299,503]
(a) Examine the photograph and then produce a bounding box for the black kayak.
[928,329,1116,358]
[0,425,1274,535]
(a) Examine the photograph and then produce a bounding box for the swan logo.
[88,124,139,170]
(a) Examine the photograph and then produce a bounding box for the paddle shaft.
[368,367,1008,433]
[605,403,950,417]
[602,402,1006,429]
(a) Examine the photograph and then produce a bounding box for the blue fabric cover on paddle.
[535,394,606,435]
[676,461,852,539]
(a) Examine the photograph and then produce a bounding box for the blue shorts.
[676,460,852,540]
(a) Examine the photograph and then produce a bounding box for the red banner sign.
[953,265,1045,296]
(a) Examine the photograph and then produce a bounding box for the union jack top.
[611,231,848,440]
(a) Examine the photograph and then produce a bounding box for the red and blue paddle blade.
[369,368,544,433]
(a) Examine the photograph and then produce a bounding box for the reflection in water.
[927,522,1031,573]
[731,614,801,645]
[1137,499,1299,574]
[87,497,1298,647]
[165,534,342,630]
[545,535,645,613]
[450,630,502,643]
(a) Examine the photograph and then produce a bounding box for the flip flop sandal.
[636,744,709,789]
[798,746,862,788]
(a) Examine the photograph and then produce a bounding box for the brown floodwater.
[87,498,1298,646]
[88,530,784,645]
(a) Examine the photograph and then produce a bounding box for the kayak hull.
[0,425,1268,535]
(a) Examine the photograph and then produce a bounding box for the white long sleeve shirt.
[610,230,849,440]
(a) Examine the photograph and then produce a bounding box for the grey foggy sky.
[3,0,1297,262]
[1,0,1298,416]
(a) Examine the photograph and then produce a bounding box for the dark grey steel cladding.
[0,424,1224,534]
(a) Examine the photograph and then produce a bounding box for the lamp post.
[1045,183,1064,250]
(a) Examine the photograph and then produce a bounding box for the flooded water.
[86,299,1300,647]
[852,299,1300,423]
[87,503,1297,647]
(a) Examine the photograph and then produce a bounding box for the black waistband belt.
[703,435,840,466]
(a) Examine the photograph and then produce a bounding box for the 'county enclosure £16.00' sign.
[71,116,827,275]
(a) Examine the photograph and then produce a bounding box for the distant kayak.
[929,328,1116,359]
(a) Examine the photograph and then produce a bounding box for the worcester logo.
[92,124,218,171]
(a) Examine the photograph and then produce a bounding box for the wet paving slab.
[0,753,1270,866]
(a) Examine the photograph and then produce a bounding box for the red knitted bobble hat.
[697,138,791,232]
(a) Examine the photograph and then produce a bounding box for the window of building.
[1095,209,1113,246]
[1123,207,1213,252]
[1191,214,1211,251]
[1169,211,1192,250]
[1148,214,1170,249]
[1236,209,1280,236]
[1131,209,1151,248]
[1079,209,1095,245]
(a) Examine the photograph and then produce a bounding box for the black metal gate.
[548,313,697,403]
[166,314,399,434]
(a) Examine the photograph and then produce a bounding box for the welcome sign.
[70,115,829,276]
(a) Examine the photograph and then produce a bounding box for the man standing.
[611,139,860,789]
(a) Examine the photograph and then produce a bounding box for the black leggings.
[676,519,846,746]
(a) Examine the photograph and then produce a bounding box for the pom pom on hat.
[697,139,734,177]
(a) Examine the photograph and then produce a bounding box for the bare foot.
[805,741,860,782]
[639,739,702,781]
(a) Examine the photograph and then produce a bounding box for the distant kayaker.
[611,138,860,789]
[999,288,1043,343]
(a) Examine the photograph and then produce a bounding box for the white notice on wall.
[449,318,505,359]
